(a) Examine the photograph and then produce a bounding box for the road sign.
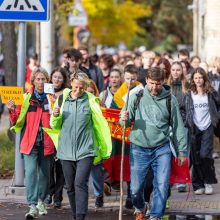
[68,15,88,26]
[0,0,50,22]
[68,0,88,27]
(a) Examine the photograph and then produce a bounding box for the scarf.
[54,86,64,93]
[34,89,47,102]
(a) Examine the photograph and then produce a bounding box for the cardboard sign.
[44,83,54,94]
[0,86,24,105]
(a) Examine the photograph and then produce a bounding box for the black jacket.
[180,90,220,133]
[89,64,104,92]
[138,68,148,86]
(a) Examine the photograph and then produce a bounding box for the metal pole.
[36,22,41,62]
[14,22,26,186]
[40,0,54,74]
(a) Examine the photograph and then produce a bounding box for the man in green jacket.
[120,67,187,220]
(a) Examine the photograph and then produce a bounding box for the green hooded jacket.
[44,88,112,164]
[119,86,187,157]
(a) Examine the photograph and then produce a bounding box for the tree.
[136,0,193,52]
[54,0,151,47]
[0,22,17,86]
[84,0,151,46]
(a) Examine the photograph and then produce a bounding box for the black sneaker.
[111,181,120,191]
[54,200,62,209]
[178,186,187,192]
[44,194,52,205]
[125,197,133,209]
[95,196,104,208]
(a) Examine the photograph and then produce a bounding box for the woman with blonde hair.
[167,61,188,104]
[86,79,99,97]
[167,61,188,192]
[50,71,112,220]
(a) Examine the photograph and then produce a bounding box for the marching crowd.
[5,46,220,220]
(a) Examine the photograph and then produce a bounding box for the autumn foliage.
[56,0,151,46]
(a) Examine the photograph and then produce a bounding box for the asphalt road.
[0,202,135,220]
[1,202,220,220]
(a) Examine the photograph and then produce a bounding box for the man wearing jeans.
[120,67,187,220]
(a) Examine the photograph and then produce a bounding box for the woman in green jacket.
[50,72,111,220]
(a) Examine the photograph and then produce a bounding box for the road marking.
[0,0,45,12]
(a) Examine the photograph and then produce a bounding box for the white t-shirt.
[191,92,211,131]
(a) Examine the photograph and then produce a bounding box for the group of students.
[6,46,220,220]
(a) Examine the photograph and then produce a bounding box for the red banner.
[102,108,132,143]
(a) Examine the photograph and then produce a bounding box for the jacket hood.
[145,84,171,100]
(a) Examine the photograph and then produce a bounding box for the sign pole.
[0,0,50,194]
[14,22,26,187]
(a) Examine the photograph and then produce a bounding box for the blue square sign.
[0,0,50,22]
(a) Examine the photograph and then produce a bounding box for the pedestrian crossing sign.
[0,0,50,21]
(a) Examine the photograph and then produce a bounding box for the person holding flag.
[120,67,187,220]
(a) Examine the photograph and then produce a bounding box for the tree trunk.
[0,22,17,86]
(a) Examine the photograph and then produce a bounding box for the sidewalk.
[0,158,220,215]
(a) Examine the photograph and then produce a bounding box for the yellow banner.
[0,86,24,105]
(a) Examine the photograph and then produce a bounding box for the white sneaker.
[144,202,150,217]
[194,188,205,195]
[212,152,219,159]
[36,200,47,215]
[25,204,38,219]
[205,184,213,195]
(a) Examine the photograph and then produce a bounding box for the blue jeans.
[91,163,104,197]
[130,142,171,219]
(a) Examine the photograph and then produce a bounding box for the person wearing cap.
[50,72,112,220]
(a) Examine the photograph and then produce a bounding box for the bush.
[0,130,15,177]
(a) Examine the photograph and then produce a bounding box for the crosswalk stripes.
[0,0,45,12]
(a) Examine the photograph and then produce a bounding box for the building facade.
[193,0,220,61]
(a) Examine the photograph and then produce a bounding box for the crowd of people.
[6,46,220,220]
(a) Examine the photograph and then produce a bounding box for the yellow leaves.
[57,0,151,46]
[82,0,151,46]
[83,0,115,17]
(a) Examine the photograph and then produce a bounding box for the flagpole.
[119,81,131,220]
